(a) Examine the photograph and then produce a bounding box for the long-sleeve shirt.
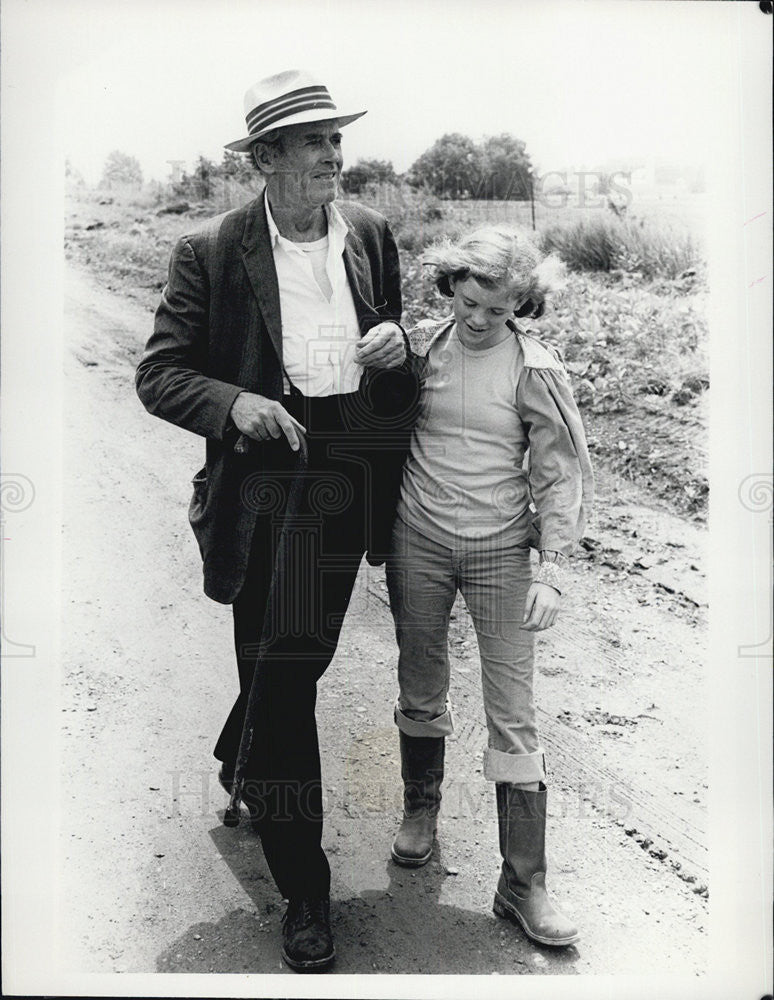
[397,317,593,567]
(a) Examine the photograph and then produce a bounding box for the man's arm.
[381,220,403,324]
[135,236,244,440]
[354,219,408,370]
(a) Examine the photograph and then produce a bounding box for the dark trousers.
[214,392,371,900]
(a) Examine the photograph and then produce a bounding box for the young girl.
[386,225,593,946]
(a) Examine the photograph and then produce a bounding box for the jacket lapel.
[342,226,378,332]
[241,196,283,365]
[240,197,379,358]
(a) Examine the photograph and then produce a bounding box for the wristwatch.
[535,550,567,594]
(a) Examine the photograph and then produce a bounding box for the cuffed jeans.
[214,392,371,900]
[386,517,546,785]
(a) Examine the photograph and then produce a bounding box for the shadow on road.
[155,812,581,975]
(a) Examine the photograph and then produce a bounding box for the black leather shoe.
[281,897,335,971]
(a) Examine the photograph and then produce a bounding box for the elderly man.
[136,70,412,971]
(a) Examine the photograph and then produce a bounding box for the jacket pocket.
[188,467,209,557]
[190,468,209,523]
[191,467,208,501]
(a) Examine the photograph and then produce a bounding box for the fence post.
[530,175,536,231]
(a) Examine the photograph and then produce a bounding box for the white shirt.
[265,191,363,396]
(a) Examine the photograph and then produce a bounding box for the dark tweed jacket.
[136,195,412,603]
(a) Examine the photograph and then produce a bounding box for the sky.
[13,0,749,185]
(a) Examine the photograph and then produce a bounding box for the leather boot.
[391,732,444,867]
[492,782,579,946]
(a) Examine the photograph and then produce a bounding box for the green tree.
[172,156,220,200]
[100,150,143,188]
[192,155,216,200]
[221,149,257,184]
[477,133,533,200]
[341,158,397,195]
[406,133,483,199]
[65,158,86,187]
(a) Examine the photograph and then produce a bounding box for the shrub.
[343,182,447,252]
[540,213,701,279]
[208,175,263,212]
[532,272,708,413]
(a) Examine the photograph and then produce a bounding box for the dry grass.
[355,185,703,281]
[540,214,700,280]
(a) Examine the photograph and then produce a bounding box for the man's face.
[268,120,344,209]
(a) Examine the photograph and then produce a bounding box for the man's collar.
[264,189,281,245]
[263,188,347,246]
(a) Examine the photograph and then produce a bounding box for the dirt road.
[60,264,708,978]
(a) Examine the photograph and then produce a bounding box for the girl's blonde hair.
[423,225,565,318]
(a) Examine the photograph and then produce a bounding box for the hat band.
[246,85,336,136]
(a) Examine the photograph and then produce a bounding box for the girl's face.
[450,275,524,351]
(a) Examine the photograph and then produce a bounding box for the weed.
[540,214,700,280]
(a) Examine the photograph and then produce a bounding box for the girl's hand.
[521,582,561,631]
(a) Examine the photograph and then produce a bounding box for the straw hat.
[224,69,366,152]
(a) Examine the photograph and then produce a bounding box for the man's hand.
[354,322,406,370]
[521,582,561,632]
[229,392,306,451]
